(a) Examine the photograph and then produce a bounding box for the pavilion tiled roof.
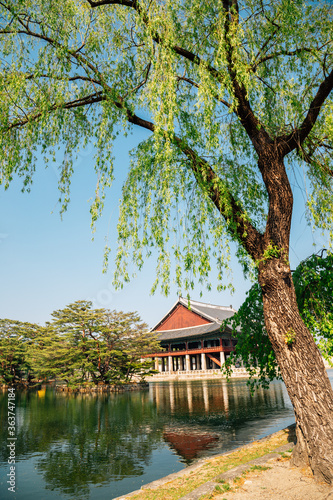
[153,297,237,342]
[183,298,236,323]
[156,322,233,341]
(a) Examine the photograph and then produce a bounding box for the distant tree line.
[0,301,160,387]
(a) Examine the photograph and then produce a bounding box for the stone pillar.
[185,354,191,372]
[201,352,207,370]
[220,351,226,366]
[168,356,173,372]
[154,357,159,371]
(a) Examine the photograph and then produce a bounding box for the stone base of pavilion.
[145,367,253,381]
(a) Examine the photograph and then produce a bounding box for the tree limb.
[176,75,232,109]
[222,0,271,153]
[86,0,137,7]
[116,103,263,258]
[278,67,333,154]
[3,91,105,132]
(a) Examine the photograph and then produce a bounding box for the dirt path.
[212,455,333,500]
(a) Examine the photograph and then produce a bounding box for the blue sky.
[0,125,328,328]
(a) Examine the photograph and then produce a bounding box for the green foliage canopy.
[1,0,333,293]
[45,300,160,385]
[0,301,160,386]
[0,319,39,384]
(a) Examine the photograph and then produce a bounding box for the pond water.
[1,372,332,500]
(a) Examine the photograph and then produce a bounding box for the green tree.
[0,303,159,386]
[1,0,333,481]
[28,323,79,385]
[45,300,160,386]
[0,319,39,385]
[225,251,333,388]
[294,251,333,359]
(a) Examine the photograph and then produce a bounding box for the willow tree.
[1,0,333,482]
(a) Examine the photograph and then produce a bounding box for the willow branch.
[3,91,105,132]
[116,103,263,258]
[177,75,232,109]
[278,67,333,154]
[252,47,314,72]
[222,0,271,153]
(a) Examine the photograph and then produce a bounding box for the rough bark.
[256,150,333,484]
[259,258,333,483]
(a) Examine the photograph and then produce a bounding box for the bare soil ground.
[212,455,333,500]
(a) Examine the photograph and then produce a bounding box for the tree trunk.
[259,257,333,483]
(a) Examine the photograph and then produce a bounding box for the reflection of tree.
[0,380,295,497]
[0,389,163,499]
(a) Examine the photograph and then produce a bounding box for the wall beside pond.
[146,367,252,381]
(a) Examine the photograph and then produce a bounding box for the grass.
[249,465,271,472]
[126,427,294,500]
[215,480,231,492]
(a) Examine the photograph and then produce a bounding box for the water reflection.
[149,379,293,463]
[0,389,164,499]
[0,375,306,500]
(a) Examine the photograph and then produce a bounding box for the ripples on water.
[0,372,331,499]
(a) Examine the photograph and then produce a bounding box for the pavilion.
[149,297,238,373]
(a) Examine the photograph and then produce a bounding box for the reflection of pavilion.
[148,379,291,463]
[147,297,239,375]
[163,426,219,460]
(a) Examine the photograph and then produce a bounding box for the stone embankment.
[146,367,252,381]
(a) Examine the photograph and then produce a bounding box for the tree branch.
[86,0,137,7]
[176,75,232,109]
[83,1,229,89]
[278,67,333,154]
[222,0,271,153]
[297,138,333,179]
[90,0,272,154]
[116,103,263,258]
[3,91,105,132]
[252,47,314,72]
